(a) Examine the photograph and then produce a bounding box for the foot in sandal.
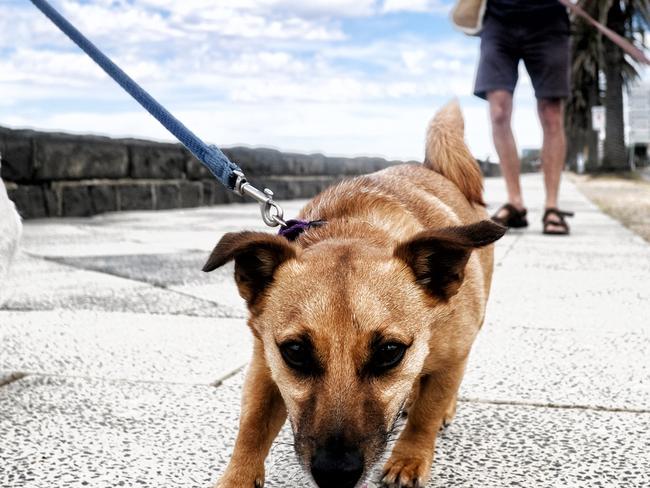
[491,203,528,229]
[543,208,574,235]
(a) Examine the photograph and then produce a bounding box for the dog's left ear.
[394,220,506,300]
[203,231,297,305]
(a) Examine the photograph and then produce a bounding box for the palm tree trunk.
[601,1,629,170]
[585,77,601,171]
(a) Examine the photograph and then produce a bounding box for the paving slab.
[491,270,650,311]
[485,270,650,333]
[462,324,650,410]
[1,373,648,488]
[485,292,648,333]
[48,253,246,316]
[47,252,215,288]
[427,401,650,488]
[464,182,650,410]
[489,265,650,307]
[483,201,650,333]
[502,244,650,272]
[0,375,239,488]
[26,201,308,255]
[20,221,189,257]
[0,253,238,317]
[0,311,251,384]
[170,280,247,314]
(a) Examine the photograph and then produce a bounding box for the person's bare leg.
[488,90,525,215]
[538,98,566,232]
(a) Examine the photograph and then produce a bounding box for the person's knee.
[489,98,512,128]
[538,99,564,134]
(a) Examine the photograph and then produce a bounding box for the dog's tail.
[424,100,485,206]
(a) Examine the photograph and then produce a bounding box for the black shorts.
[474,13,571,100]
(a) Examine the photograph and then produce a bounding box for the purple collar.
[278,219,326,241]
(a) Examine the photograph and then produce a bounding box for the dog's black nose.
[310,438,364,488]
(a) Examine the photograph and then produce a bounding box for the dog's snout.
[310,436,364,488]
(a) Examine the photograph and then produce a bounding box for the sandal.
[542,208,574,235]
[491,203,528,228]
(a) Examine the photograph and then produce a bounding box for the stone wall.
[0,127,408,219]
[1,126,513,219]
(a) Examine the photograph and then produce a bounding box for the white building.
[626,80,650,145]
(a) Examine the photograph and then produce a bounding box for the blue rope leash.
[30,0,287,227]
[29,0,242,190]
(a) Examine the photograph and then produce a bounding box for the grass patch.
[570,172,650,243]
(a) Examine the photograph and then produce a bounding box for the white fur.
[0,169,22,306]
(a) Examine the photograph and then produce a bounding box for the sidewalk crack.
[460,396,650,414]
[211,365,246,387]
[495,233,523,267]
[0,372,28,388]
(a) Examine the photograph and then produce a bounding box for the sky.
[1,0,550,161]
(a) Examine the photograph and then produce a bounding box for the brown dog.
[204,101,505,488]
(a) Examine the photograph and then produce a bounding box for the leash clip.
[233,170,286,228]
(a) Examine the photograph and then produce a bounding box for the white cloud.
[0,49,104,85]
[0,4,69,49]
[223,72,474,103]
[400,44,474,76]
[382,0,452,14]
[0,102,433,160]
[138,0,379,18]
[243,0,379,17]
[7,0,348,50]
[1,0,546,161]
[1,94,542,163]
[60,0,183,42]
[229,51,309,75]
[402,49,429,74]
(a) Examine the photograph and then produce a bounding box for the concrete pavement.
[1,174,649,487]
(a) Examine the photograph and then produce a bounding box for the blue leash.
[30,0,286,227]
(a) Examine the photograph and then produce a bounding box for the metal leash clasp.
[232,170,286,228]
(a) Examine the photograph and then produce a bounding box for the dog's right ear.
[203,231,297,305]
[394,220,506,300]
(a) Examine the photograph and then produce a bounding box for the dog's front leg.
[381,361,466,488]
[216,339,287,488]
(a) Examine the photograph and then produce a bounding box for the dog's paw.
[380,455,431,488]
[214,465,264,488]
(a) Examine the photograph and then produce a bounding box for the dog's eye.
[279,341,320,375]
[369,343,407,374]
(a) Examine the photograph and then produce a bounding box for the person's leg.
[537,98,567,231]
[521,10,572,233]
[473,15,526,225]
[488,90,525,214]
